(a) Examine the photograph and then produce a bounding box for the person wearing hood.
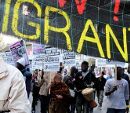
[16,57,32,98]
[0,57,31,113]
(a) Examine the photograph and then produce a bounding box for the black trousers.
[32,86,40,111]
[40,95,50,113]
[68,97,76,113]
[0,111,10,113]
[107,108,126,113]
[32,94,39,111]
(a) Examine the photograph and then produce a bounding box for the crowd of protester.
[1,56,130,113]
[30,61,130,113]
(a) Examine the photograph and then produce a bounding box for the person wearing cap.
[0,57,31,113]
[16,57,32,98]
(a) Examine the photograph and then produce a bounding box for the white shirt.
[104,78,129,109]
[82,71,89,78]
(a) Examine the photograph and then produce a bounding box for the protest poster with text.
[0,52,15,65]
[32,54,45,71]
[9,40,29,65]
[32,43,46,55]
[62,50,76,67]
[32,43,45,70]
[44,48,61,72]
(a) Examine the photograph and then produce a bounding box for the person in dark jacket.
[16,58,32,98]
[95,71,106,109]
[127,65,130,99]
[57,62,64,74]
[121,68,130,112]
[64,66,78,113]
[32,69,40,113]
[121,68,129,84]
[75,61,96,113]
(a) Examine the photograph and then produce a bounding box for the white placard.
[32,54,44,71]
[62,50,76,67]
[5,52,15,65]
[106,60,125,68]
[0,52,15,65]
[44,48,61,72]
[95,58,106,67]
[33,43,45,55]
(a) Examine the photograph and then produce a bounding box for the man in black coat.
[16,58,32,98]
[75,61,96,113]
[95,71,106,109]
[63,66,78,113]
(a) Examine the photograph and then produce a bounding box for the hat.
[17,57,26,67]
